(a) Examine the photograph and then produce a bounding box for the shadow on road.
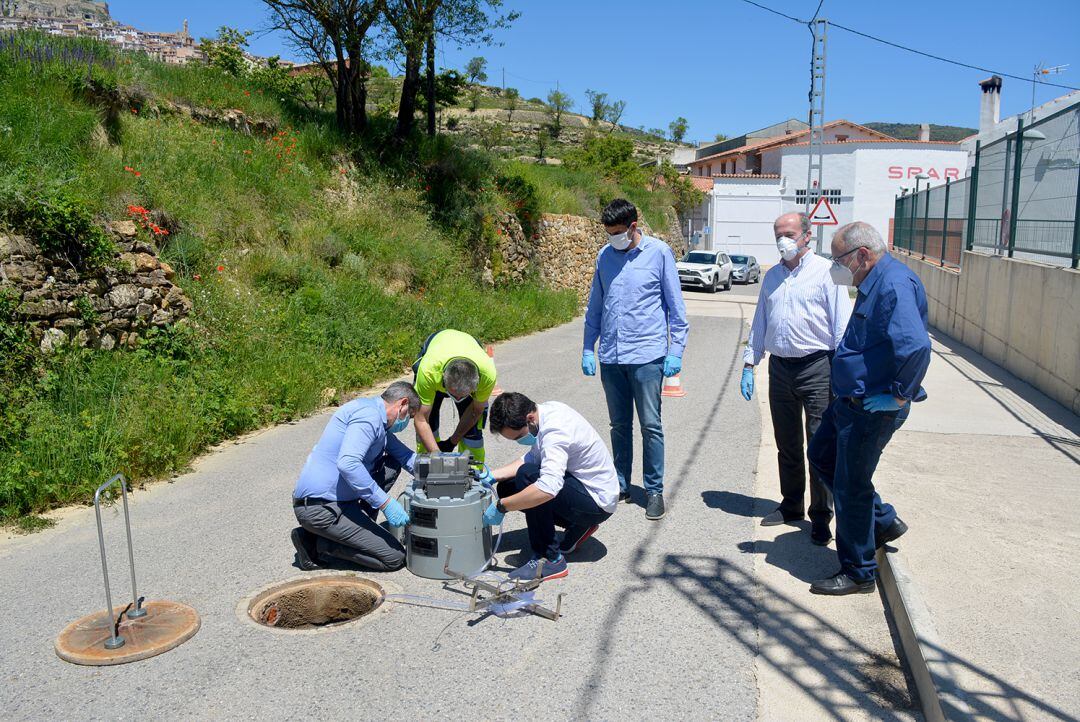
[701,490,773,517]
[735,525,836,583]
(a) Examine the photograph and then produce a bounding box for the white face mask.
[776,235,801,261]
[607,227,633,251]
[830,260,855,287]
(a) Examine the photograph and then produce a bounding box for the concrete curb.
[877,547,972,721]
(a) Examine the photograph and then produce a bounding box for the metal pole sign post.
[922,189,931,260]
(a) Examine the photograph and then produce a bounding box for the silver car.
[730,254,761,284]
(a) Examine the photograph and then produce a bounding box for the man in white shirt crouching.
[478,392,619,583]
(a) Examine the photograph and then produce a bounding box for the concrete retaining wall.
[895,251,1080,415]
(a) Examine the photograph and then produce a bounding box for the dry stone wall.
[492,212,687,303]
[0,221,192,352]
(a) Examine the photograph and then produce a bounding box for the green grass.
[0,32,580,521]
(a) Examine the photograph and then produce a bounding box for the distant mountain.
[863,122,976,142]
[5,1,110,21]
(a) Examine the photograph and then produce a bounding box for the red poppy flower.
[216,265,225,272]
[193,274,202,280]
[133,171,141,177]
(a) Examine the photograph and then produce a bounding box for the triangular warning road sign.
[808,196,839,225]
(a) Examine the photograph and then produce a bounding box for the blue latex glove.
[476,464,494,488]
[381,498,410,528]
[662,355,682,378]
[740,368,754,400]
[582,350,597,376]
[482,502,504,527]
[862,394,904,413]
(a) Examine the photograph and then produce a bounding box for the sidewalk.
[875,331,1080,720]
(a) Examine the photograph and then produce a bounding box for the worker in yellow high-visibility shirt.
[411,329,497,464]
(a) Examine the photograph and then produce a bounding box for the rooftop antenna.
[1030,63,1068,122]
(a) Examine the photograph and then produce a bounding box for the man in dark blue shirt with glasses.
[807,221,931,596]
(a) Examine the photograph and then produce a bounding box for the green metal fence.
[894,100,1080,269]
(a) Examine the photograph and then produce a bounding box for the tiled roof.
[689,176,714,190]
[711,173,781,179]
[778,139,962,148]
[689,120,897,165]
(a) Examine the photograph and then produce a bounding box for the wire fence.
[894,100,1080,269]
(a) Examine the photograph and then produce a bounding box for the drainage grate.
[245,575,384,632]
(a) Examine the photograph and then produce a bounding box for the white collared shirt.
[522,401,619,513]
[744,250,853,365]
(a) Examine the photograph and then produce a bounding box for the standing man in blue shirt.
[742,212,852,546]
[582,198,689,521]
[290,381,419,572]
[808,222,930,595]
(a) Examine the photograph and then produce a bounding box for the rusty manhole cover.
[241,574,386,633]
[55,600,200,666]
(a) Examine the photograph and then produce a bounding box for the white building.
[687,121,968,264]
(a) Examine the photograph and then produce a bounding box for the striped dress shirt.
[744,251,853,366]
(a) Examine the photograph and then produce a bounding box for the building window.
[795,188,843,206]
[707,164,712,176]
[836,134,849,142]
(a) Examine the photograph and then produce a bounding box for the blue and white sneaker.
[508,554,568,583]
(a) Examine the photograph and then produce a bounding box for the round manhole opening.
[246,575,384,632]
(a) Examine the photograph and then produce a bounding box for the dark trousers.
[807,399,904,582]
[293,455,405,572]
[497,463,612,561]
[768,352,833,527]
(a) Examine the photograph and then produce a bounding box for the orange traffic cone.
[486,345,504,396]
[662,373,686,398]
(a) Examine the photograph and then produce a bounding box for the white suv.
[676,250,733,293]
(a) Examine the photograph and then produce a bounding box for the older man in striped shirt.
[741,212,852,545]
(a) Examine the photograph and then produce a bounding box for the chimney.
[918,123,930,142]
[978,75,1002,137]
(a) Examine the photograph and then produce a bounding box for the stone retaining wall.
[0,221,192,352]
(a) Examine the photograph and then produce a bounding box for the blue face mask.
[389,410,409,434]
[515,424,538,447]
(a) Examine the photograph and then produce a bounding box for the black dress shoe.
[619,491,632,504]
[810,572,875,595]
[810,525,833,546]
[876,518,909,549]
[291,527,321,571]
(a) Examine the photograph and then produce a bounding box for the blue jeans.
[808,398,905,582]
[599,357,665,495]
[499,463,612,560]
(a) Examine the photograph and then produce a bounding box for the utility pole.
[806,17,828,254]
[501,66,505,92]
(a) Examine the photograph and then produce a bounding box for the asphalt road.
[0,284,765,720]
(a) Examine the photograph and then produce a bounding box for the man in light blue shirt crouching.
[582,198,689,521]
[290,381,419,572]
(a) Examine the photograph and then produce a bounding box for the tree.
[199,26,252,77]
[465,56,488,84]
[648,127,666,138]
[535,126,549,160]
[605,99,626,133]
[504,86,519,121]
[669,116,689,143]
[249,55,305,103]
[467,86,482,112]
[475,119,507,152]
[263,1,384,136]
[417,68,465,111]
[384,0,516,139]
[546,89,572,137]
[585,89,608,123]
[714,132,728,142]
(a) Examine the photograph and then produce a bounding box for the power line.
[735,0,1080,92]
[503,69,556,86]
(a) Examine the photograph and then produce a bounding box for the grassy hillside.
[1,33,627,525]
[863,122,976,142]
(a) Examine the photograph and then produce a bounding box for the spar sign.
[808,196,838,225]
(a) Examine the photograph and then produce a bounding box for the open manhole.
[244,574,385,632]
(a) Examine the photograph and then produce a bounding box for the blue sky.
[108,0,1080,143]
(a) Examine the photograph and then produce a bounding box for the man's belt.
[293,496,336,507]
[774,349,831,364]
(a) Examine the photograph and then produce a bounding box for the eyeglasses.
[833,246,860,262]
